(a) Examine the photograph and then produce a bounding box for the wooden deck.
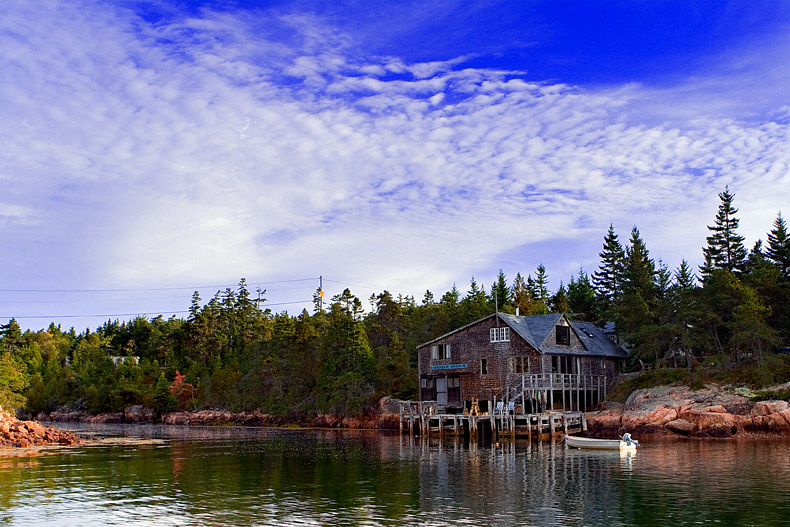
[398,401,586,442]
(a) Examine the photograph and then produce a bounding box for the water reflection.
[1,426,789,526]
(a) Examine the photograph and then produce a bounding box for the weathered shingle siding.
[418,313,625,404]
[540,319,587,352]
[418,316,540,402]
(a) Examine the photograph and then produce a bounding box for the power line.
[323,278,418,297]
[0,277,319,293]
[0,285,318,305]
[0,295,191,305]
[1,300,313,320]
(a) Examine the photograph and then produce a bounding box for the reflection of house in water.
[417,313,627,413]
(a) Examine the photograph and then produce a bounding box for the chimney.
[516,306,520,317]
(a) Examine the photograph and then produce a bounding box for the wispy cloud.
[1,0,788,328]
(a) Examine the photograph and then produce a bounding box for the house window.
[420,377,434,401]
[551,355,578,374]
[490,327,510,342]
[508,356,530,374]
[481,358,488,375]
[556,325,570,345]
[431,343,451,360]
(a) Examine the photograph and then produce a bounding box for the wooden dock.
[398,401,586,442]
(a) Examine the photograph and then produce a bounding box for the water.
[1,425,789,526]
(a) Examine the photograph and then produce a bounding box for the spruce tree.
[592,224,625,303]
[622,226,656,299]
[615,227,658,362]
[700,186,747,278]
[490,269,512,310]
[674,259,696,290]
[766,212,790,279]
[550,282,569,314]
[567,268,599,321]
[463,277,490,321]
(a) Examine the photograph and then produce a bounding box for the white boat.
[565,433,639,451]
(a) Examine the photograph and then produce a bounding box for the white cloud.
[1,0,788,328]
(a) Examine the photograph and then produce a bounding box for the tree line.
[0,187,788,416]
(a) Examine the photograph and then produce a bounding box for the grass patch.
[750,389,790,402]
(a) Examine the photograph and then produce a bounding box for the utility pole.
[255,287,264,310]
[319,275,324,312]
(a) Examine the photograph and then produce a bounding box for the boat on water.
[565,433,639,451]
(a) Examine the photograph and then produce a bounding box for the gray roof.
[501,313,626,358]
[568,321,628,358]
[498,313,560,350]
[418,312,626,359]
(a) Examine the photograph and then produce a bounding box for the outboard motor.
[621,433,639,447]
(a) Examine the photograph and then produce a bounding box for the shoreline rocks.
[586,385,790,438]
[33,396,404,431]
[23,389,790,440]
[1,408,82,448]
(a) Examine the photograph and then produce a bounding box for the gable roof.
[418,312,627,359]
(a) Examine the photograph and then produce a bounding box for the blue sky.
[1,0,789,330]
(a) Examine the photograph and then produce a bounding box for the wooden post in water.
[562,375,566,411]
[527,414,532,442]
[583,375,587,412]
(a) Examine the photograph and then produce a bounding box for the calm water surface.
[1,425,789,526]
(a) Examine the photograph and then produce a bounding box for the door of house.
[447,376,461,405]
[436,377,448,405]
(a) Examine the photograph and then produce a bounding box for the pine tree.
[622,226,656,300]
[534,264,549,305]
[612,227,661,363]
[490,269,512,311]
[671,259,702,369]
[0,319,22,353]
[592,224,625,304]
[550,282,569,314]
[567,268,599,321]
[700,186,747,278]
[422,290,435,305]
[188,291,202,321]
[745,240,769,276]
[766,212,790,279]
[674,259,696,290]
[462,277,490,321]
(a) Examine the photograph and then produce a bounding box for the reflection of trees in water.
[412,437,790,526]
[2,431,790,526]
[414,438,635,525]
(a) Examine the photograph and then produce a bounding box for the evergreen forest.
[1,188,789,417]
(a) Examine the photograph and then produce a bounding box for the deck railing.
[502,373,611,412]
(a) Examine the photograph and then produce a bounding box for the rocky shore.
[15,387,790,441]
[0,407,82,447]
[586,384,790,438]
[31,397,403,430]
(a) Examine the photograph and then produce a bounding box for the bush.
[607,368,691,403]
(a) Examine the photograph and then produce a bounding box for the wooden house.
[417,313,627,414]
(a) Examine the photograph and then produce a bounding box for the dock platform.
[398,401,586,441]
